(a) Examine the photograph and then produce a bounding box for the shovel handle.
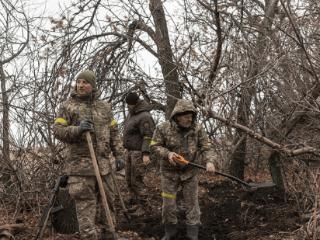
[174,155,252,188]
[110,170,131,222]
[214,170,251,188]
[188,161,251,187]
[85,132,117,238]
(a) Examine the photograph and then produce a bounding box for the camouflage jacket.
[123,100,155,154]
[53,91,124,176]
[150,99,215,180]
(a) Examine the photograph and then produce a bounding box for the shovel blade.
[248,181,276,189]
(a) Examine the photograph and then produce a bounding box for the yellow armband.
[54,117,68,126]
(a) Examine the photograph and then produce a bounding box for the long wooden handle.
[34,204,54,240]
[110,170,131,221]
[85,132,116,237]
[34,177,62,240]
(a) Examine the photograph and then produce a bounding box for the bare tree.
[0,0,29,188]
[1,0,320,237]
[227,0,280,180]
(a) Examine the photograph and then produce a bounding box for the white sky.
[25,0,66,17]
[22,0,179,79]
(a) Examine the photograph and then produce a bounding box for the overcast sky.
[25,0,66,17]
[22,0,164,78]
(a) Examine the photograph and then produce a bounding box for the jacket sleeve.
[139,113,155,154]
[109,114,124,159]
[198,126,216,164]
[150,124,170,159]
[53,103,81,143]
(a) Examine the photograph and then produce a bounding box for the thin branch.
[204,109,319,157]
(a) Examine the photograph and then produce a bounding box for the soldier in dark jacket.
[53,70,125,239]
[150,99,216,240]
[123,92,155,208]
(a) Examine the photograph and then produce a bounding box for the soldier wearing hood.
[123,92,155,213]
[150,99,216,240]
[53,70,125,239]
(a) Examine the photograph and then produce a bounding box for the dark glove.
[59,175,69,188]
[115,159,125,171]
[79,120,93,134]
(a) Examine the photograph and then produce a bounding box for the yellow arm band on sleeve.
[161,192,176,199]
[150,140,158,146]
[110,119,117,127]
[54,117,68,126]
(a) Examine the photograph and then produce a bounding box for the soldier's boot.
[161,224,177,240]
[186,224,199,240]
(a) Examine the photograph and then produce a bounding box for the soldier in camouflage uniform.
[123,92,155,209]
[53,70,125,240]
[150,99,216,240]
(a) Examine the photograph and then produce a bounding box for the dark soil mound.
[10,171,302,240]
[117,173,302,240]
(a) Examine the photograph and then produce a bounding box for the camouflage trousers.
[125,150,147,199]
[68,175,116,240]
[161,173,200,225]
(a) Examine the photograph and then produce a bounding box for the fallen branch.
[0,224,25,231]
[0,224,26,240]
[204,109,319,157]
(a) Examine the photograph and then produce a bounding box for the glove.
[79,120,93,134]
[116,159,125,171]
[59,175,69,188]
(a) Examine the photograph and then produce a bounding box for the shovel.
[109,165,131,222]
[86,132,117,240]
[172,155,275,190]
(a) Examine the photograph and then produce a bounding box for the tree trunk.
[264,0,320,188]
[0,64,11,185]
[268,151,284,187]
[229,0,280,180]
[149,0,182,118]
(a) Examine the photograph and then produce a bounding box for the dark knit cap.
[76,70,97,91]
[125,92,139,105]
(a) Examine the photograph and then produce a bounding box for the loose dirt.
[4,170,303,240]
[116,171,302,240]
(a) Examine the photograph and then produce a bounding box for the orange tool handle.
[172,154,189,165]
[172,154,251,188]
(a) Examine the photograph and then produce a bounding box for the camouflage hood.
[170,99,197,120]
